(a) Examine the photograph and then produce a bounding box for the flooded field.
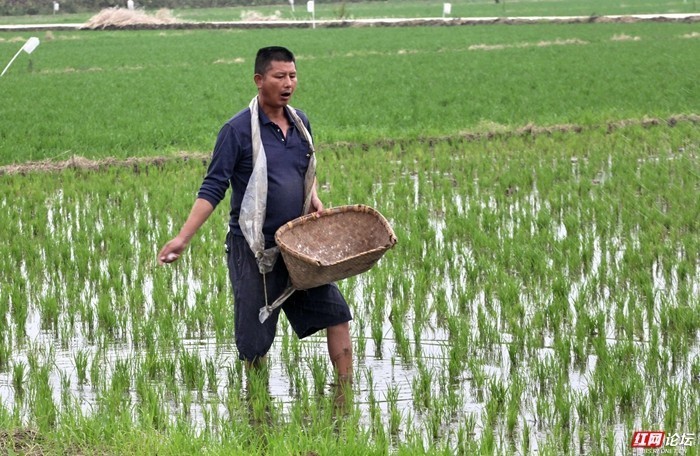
[0,123,698,454]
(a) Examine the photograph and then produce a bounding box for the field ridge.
[1,13,699,32]
[1,113,697,175]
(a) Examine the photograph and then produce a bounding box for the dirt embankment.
[82,14,700,30]
[1,114,697,176]
[2,10,698,31]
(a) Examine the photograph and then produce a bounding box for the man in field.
[157,46,353,390]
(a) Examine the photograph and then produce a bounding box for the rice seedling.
[11,361,26,402]
[110,357,131,395]
[486,378,508,426]
[205,356,218,393]
[306,353,328,397]
[411,360,434,413]
[72,350,89,387]
[179,350,204,394]
[385,384,402,437]
[28,363,56,431]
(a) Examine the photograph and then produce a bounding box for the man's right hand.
[157,236,188,265]
[157,198,215,265]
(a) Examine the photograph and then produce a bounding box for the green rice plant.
[553,334,572,372]
[364,368,379,425]
[140,319,157,353]
[520,417,532,455]
[39,292,60,332]
[246,364,275,430]
[210,294,230,344]
[461,413,477,446]
[0,334,10,373]
[468,359,487,404]
[553,378,572,432]
[142,348,159,381]
[446,345,465,386]
[12,361,26,402]
[618,370,645,414]
[135,373,168,431]
[664,382,684,431]
[506,375,523,437]
[180,389,192,422]
[411,360,433,413]
[205,357,218,393]
[110,357,131,395]
[424,398,447,443]
[535,392,552,431]
[96,293,118,337]
[59,369,72,409]
[478,422,497,454]
[370,313,384,358]
[390,309,411,365]
[306,354,328,397]
[385,384,401,437]
[73,349,89,387]
[486,378,507,426]
[89,350,102,390]
[179,350,204,393]
[28,363,56,431]
[354,315,367,362]
[10,288,28,341]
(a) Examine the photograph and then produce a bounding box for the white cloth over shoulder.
[236,97,317,322]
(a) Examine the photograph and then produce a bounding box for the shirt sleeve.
[197,123,238,208]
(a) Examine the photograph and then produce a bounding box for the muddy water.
[1,149,698,453]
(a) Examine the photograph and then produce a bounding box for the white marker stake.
[289,0,295,13]
[307,0,315,29]
[1,37,40,78]
[443,2,452,17]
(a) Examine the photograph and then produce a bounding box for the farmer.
[157,46,353,388]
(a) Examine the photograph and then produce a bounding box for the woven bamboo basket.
[275,204,397,290]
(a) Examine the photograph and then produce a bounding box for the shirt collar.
[257,107,293,128]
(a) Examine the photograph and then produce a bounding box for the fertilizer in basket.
[258,204,397,322]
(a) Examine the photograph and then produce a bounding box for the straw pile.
[83,7,178,29]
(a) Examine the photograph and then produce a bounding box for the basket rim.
[274,204,397,267]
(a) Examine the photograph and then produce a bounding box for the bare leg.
[327,322,353,410]
[327,322,353,381]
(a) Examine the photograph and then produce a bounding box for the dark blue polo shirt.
[197,107,313,242]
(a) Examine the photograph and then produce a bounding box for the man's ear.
[254,73,263,88]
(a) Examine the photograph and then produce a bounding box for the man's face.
[255,60,297,109]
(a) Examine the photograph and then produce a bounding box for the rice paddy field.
[0,9,699,456]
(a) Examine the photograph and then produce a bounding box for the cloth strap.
[240,96,316,274]
[237,96,317,323]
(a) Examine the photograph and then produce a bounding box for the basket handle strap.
[258,282,295,323]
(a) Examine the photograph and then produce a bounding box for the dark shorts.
[226,232,353,362]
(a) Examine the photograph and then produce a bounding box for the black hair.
[254,46,296,75]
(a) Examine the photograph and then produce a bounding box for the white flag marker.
[307,0,316,28]
[443,3,452,17]
[1,37,40,77]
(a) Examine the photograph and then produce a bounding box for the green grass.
[1,21,699,164]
